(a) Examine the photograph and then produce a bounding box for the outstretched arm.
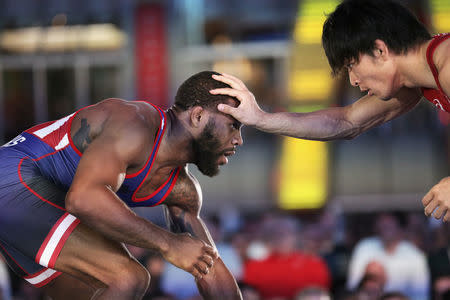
[164,169,242,300]
[211,73,421,141]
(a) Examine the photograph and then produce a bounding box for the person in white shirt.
[0,256,12,300]
[347,213,430,300]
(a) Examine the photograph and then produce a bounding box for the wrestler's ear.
[373,39,389,60]
[190,106,205,128]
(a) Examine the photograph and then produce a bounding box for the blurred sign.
[0,24,126,53]
[135,4,168,106]
[288,0,338,103]
[278,0,338,210]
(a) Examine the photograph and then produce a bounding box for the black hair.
[322,0,431,75]
[174,71,233,111]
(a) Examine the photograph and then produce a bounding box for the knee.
[107,259,150,296]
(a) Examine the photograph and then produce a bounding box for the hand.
[422,176,450,222]
[210,73,265,127]
[162,232,218,280]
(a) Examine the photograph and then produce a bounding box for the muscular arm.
[212,73,421,140]
[67,114,175,252]
[164,168,242,300]
[260,88,421,140]
[66,104,215,277]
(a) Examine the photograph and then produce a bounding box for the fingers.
[203,245,218,259]
[433,205,447,220]
[217,103,236,114]
[212,73,247,90]
[191,267,203,280]
[444,211,450,222]
[195,260,211,274]
[210,87,242,98]
[200,254,214,268]
[424,199,439,217]
[422,191,433,206]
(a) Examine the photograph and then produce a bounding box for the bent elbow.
[65,188,89,216]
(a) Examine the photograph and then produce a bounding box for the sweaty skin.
[50,99,242,300]
[212,36,450,222]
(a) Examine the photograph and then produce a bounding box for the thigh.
[53,222,141,286]
[42,272,98,300]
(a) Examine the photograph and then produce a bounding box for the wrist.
[157,230,174,255]
[254,110,270,129]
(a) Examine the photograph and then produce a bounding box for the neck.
[156,107,196,167]
[396,39,437,89]
[383,239,400,254]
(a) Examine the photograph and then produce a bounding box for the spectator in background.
[379,292,410,300]
[243,215,331,299]
[294,287,331,300]
[142,251,173,300]
[427,223,450,300]
[237,282,261,300]
[0,257,11,300]
[351,261,387,300]
[347,213,429,300]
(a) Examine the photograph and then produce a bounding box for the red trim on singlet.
[47,218,80,269]
[150,167,181,207]
[35,213,70,264]
[0,242,30,275]
[18,157,66,211]
[130,116,167,201]
[125,103,166,178]
[67,105,95,157]
[17,142,75,211]
[32,271,62,288]
[24,268,62,288]
[132,167,181,202]
[425,33,450,94]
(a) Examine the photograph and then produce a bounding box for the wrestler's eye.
[346,63,354,70]
[231,122,241,130]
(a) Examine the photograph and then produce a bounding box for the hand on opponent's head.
[210,73,265,127]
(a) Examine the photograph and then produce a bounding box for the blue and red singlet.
[0,102,179,287]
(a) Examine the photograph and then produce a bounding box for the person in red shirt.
[243,216,330,299]
[211,0,450,221]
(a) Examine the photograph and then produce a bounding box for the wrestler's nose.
[349,70,359,87]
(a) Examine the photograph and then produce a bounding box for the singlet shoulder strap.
[125,102,167,178]
[425,33,450,92]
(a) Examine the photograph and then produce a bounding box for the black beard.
[192,119,222,177]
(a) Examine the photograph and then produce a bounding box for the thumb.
[217,103,236,115]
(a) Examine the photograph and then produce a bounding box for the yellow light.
[293,0,339,44]
[289,69,333,102]
[430,0,450,32]
[278,105,328,210]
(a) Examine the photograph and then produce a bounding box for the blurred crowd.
[1,206,450,300]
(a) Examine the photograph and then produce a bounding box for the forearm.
[66,186,173,253]
[196,259,242,300]
[256,109,358,141]
[166,207,242,300]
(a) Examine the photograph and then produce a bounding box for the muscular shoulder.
[164,166,203,214]
[72,98,162,167]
